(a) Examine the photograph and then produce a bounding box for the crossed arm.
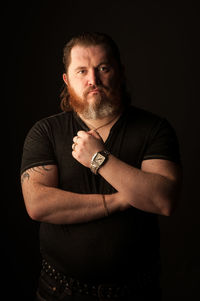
[21,130,182,224]
[21,165,123,224]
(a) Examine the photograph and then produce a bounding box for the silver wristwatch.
[90,150,110,174]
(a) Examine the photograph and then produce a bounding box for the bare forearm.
[71,130,181,216]
[98,155,179,215]
[23,184,121,224]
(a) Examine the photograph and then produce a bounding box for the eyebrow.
[74,62,111,71]
[74,66,86,71]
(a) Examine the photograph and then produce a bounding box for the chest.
[96,127,112,143]
[53,120,147,193]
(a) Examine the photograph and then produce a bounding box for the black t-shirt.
[21,105,180,283]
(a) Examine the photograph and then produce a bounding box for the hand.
[72,130,105,168]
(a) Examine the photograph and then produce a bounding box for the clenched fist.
[72,130,105,168]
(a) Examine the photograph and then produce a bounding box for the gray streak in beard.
[81,101,116,120]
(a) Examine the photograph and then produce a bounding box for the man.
[21,32,182,300]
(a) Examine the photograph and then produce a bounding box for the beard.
[67,82,122,120]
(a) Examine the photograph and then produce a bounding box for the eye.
[77,69,87,75]
[99,65,110,73]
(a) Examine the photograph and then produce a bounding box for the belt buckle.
[97,283,108,299]
[97,283,116,300]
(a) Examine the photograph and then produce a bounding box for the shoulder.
[37,111,72,128]
[124,105,179,152]
[126,105,162,123]
[28,111,73,135]
[22,112,72,147]
[124,105,166,133]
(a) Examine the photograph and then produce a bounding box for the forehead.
[69,44,112,67]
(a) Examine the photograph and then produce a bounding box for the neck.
[78,112,121,132]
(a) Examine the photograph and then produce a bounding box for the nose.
[87,69,100,86]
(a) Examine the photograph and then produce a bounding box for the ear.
[63,73,69,86]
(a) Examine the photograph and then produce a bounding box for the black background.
[3,0,199,300]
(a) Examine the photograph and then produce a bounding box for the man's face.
[63,44,123,119]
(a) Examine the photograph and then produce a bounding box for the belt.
[41,258,159,299]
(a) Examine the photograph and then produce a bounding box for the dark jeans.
[35,270,162,301]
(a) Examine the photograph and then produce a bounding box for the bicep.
[141,159,182,184]
[21,165,59,219]
[21,164,58,189]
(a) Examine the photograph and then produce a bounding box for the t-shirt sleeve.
[143,118,181,165]
[20,120,57,174]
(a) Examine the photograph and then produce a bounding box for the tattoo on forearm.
[21,165,53,184]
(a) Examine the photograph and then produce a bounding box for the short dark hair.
[60,32,131,111]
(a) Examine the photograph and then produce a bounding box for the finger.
[73,136,79,143]
[77,130,88,138]
[72,150,76,158]
[72,143,77,151]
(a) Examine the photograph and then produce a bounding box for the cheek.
[70,78,86,96]
[106,75,120,89]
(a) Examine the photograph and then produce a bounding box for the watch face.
[95,153,105,164]
[91,151,109,174]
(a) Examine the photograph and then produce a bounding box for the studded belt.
[41,259,132,299]
[41,258,159,299]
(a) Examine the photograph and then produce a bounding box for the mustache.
[84,85,109,96]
